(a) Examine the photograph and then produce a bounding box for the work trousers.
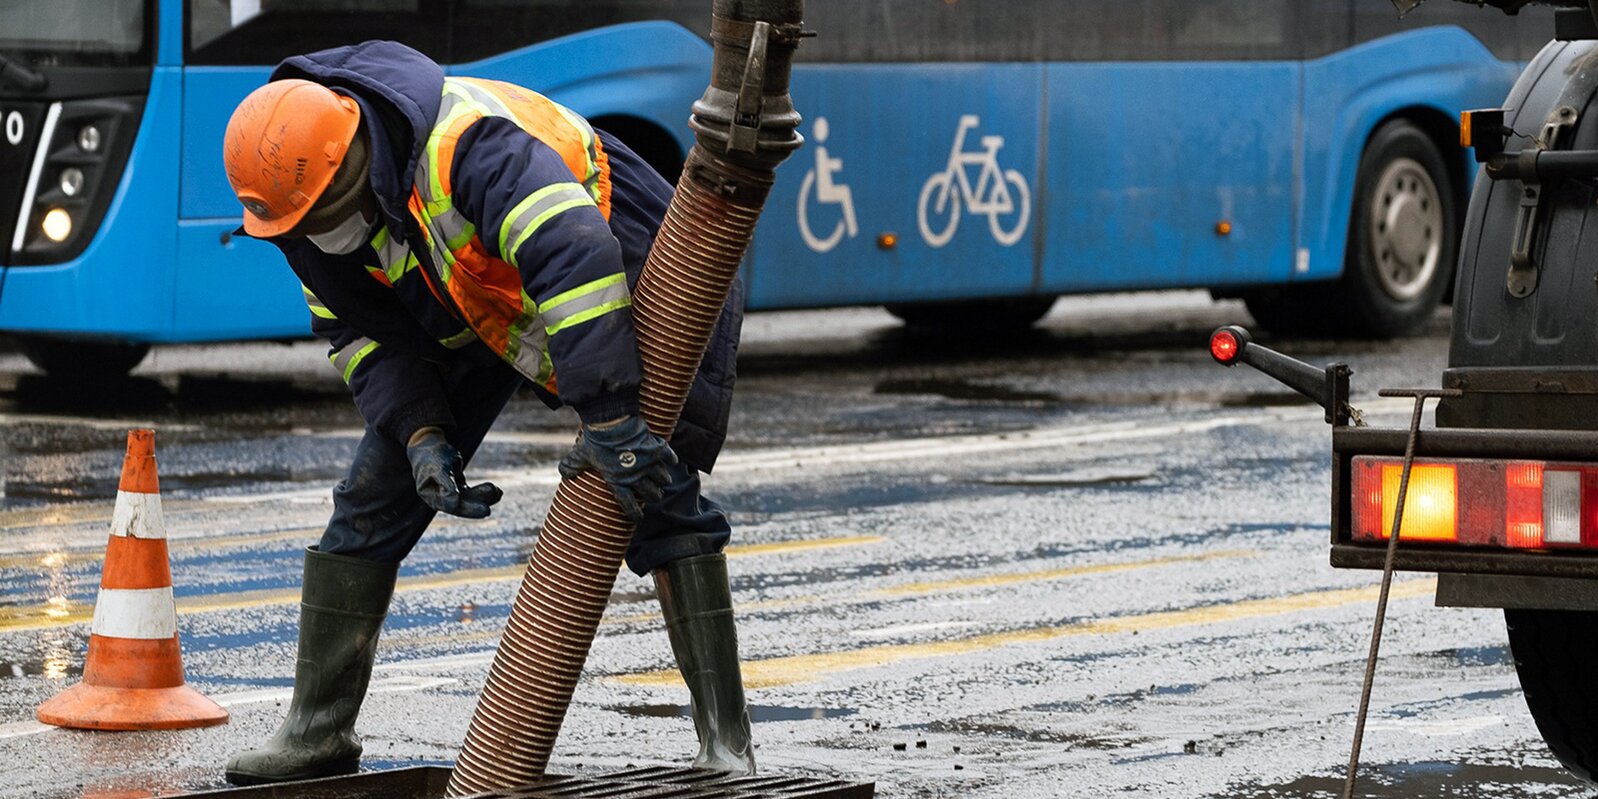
[317,357,732,576]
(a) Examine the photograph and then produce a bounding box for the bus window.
[1167,0,1289,58]
[452,1,703,63]
[1353,1,1552,61]
[794,0,1309,64]
[0,0,149,68]
[185,0,448,66]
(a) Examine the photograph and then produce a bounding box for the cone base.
[37,681,228,731]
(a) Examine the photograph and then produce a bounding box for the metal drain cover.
[183,766,874,798]
[483,766,873,798]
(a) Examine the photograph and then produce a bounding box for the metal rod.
[1341,388,1458,798]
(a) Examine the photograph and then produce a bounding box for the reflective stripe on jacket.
[375,76,627,396]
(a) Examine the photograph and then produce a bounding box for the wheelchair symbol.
[917,115,1031,248]
[797,117,858,253]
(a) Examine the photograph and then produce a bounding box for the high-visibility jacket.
[263,41,741,470]
[369,74,620,393]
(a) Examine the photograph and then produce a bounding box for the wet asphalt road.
[0,292,1587,798]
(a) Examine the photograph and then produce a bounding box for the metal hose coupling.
[446,2,806,794]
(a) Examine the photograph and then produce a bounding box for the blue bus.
[0,1,1549,378]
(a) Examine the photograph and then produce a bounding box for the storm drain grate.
[179,766,873,799]
[461,766,874,798]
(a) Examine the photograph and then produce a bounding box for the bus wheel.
[1506,608,1598,785]
[885,297,1056,332]
[17,336,151,381]
[1338,119,1457,338]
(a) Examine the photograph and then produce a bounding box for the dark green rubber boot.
[224,547,397,785]
[654,552,756,775]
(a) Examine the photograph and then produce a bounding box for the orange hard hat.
[223,79,362,237]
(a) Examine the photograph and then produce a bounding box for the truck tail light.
[1350,456,1598,550]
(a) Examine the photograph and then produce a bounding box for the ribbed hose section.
[448,468,632,795]
[636,159,766,429]
[449,153,769,795]
[447,2,803,789]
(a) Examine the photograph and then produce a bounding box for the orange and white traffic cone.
[36,429,228,731]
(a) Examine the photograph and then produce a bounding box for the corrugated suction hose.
[447,2,806,793]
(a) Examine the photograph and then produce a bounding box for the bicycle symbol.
[797,117,858,253]
[917,115,1031,248]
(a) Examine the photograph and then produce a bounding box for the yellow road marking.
[0,536,883,633]
[388,550,1256,651]
[613,578,1439,689]
[601,549,1259,626]
[0,505,119,532]
[727,536,884,558]
[0,528,324,571]
[0,499,216,532]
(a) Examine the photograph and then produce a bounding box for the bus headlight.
[41,209,72,243]
[9,96,144,265]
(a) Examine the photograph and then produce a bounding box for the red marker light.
[1210,329,1241,365]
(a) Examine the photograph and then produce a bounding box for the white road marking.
[0,413,199,432]
[213,675,454,708]
[1365,714,1505,737]
[0,721,49,740]
[848,621,984,639]
[304,428,577,447]
[374,651,497,674]
[207,401,1416,506]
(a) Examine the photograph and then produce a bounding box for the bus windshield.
[0,0,150,67]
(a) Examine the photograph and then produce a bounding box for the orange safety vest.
[368,77,613,390]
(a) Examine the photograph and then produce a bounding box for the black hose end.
[690,1,807,169]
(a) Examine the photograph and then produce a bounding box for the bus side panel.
[179,68,273,221]
[1297,27,1519,283]
[0,68,181,340]
[174,221,307,341]
[176,67,308,340]
[1040,61,1299,294]
[747,63,1044,310]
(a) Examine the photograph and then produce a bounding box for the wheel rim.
[1368,157,1443,302]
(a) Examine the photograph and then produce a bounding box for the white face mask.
[307,209,374,255]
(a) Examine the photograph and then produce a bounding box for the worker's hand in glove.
[406,427,503,519]
[558,414,678,523]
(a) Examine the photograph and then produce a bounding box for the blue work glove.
[558,414,679,523]
[406,427,502,519]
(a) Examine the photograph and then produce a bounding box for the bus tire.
[17,336,150,382]
[886,297,1055,332]
[1506,608,1598,785]
[1337,118,1457,338]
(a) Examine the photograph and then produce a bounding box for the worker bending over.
[220,40,751,784]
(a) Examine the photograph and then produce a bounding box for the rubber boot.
[224,547,397,785]
[653,552,756,774]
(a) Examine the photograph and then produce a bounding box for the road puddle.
[0,657,80,679]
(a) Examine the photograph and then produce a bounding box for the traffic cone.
[36,429,228,730]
